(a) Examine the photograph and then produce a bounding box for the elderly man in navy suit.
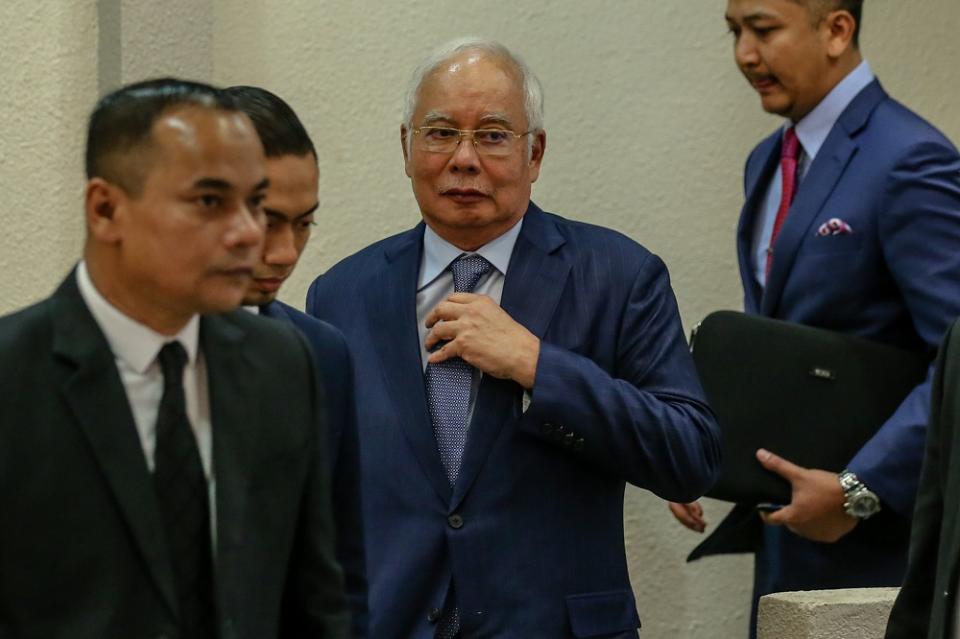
[669,1,960,636]
[225,85,368,638]
[306,38,721,639]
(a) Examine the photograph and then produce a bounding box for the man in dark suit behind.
[0,79,348,638]
[886,321,960,637]
[306,38,721,638]
[225,84,368,637]
[669,1,960,636]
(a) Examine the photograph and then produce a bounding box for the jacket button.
[563,432,575,447]
[448,514,464,529]
[427,607,442,623]
[574,437,584,451]
[539,422,554,434]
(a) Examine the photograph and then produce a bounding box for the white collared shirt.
[76,261,216,539]
[751,60,876,286]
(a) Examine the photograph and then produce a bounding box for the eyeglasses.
[411,126,534,157]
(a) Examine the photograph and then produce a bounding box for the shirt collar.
[418,217,524,290]
[76,261,200,374]
[790,60,874,162]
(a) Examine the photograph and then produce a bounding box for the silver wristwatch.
[838,470,881,519]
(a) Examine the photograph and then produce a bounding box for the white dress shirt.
[76,261,216,540]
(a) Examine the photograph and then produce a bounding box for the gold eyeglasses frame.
[410,126,535,156]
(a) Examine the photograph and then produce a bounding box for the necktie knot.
[781,126,800,161]
[158,341,188,388]
[450,254,492,293]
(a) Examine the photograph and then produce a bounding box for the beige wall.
[0,2,97,310]
[4,1,960,636]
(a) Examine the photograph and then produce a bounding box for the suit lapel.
[761,137,858,315]
[451,206,571,509]
[52,273,178,619]
[364,226,454,502]
[761,80,886,316]
[201,314,256,569]
[737,135,781,314]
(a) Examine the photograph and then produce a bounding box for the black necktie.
[154,341,216,638]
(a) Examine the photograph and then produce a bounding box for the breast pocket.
[565,589,640,638]
[803,232,865,255]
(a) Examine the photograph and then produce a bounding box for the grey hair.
[402,37,544,155]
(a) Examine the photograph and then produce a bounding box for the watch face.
[849,492,880,518]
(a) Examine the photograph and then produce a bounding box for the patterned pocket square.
[816,217,854,236]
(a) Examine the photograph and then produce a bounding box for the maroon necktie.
[765,127,801,279]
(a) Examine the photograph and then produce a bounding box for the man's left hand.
[425,293,540,389]
[756,448,859,543]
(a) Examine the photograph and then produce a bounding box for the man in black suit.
[0,79,348,638]
[225,84,368,637]
[886,320,960,637]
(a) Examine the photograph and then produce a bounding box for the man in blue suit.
[306,38,721,639]
[670,1,960,635]
[225,86,368,637]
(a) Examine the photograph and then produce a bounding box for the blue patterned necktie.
[426,254,491,639]
[425,253,493,486]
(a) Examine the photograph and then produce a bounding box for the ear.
[823,9,857,58]
[527,130,546,184]
[85,178,125,244]
[400,125,412,178]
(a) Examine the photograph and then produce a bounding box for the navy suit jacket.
[261,300,368,638]
[710,79,960,607]
[306,204,721,639]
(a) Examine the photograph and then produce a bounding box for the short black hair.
[795,0,863,47]
[223,86,316,160]
[85,77,241,194]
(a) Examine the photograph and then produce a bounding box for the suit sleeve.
[306,278,324,318]
[280,331,351,638]
[885,323,955,638]
[847,139,960,516]
[517,252,721,503]
[325,331,369,638]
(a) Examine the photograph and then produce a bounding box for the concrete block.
[757,588,899,639]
